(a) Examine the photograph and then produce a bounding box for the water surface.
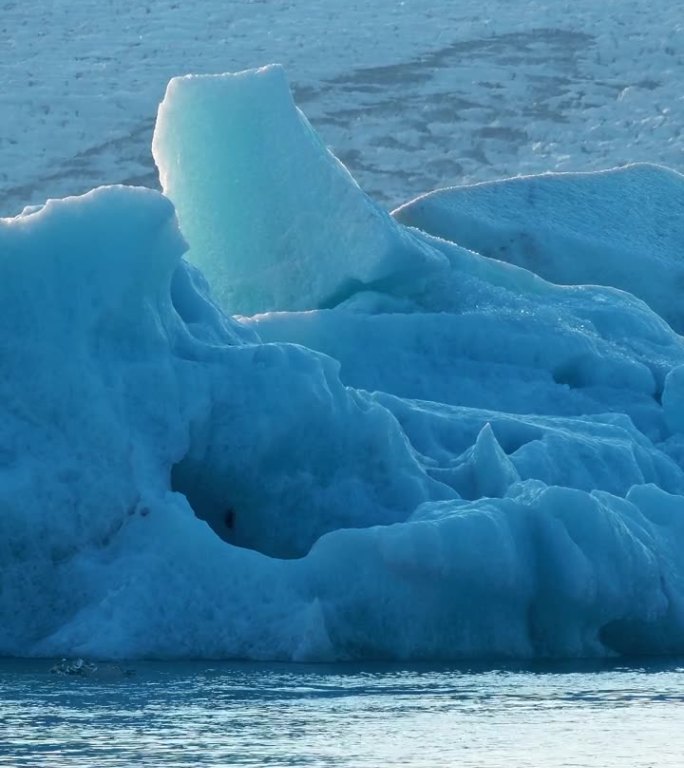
[1,658,683,766]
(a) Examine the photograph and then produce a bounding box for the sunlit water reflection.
[1,659,683,766]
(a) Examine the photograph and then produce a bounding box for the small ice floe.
[50,658,134,678]
[50,658,97,676]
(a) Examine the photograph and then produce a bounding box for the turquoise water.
[2,659,684,767]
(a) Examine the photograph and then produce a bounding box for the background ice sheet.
[1,0,682,215]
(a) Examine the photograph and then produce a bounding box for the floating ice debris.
[50,658,98,676]
[50,658,135,678]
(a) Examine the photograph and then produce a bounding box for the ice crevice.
[3,65,684,660]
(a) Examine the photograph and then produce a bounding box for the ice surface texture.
[3,65,684,660]
[394,166,684,332]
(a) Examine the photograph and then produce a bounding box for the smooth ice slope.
[4,68,684,661]
[393,165,684,333]
[153,66,443,316]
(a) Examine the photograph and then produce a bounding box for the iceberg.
[2,65,684,660]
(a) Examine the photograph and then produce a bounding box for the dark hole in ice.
[551,354,594,389]
[170,459,237,546]
[599,618,677,657]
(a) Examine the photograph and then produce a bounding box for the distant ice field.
[1,0,682,215]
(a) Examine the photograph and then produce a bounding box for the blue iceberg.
[2,65,684,660]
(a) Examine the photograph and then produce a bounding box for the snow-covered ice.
[2,64,684,661]
[1,0,683,215]
[394,165,684,332]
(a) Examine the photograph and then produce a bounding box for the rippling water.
[1,659,683,766]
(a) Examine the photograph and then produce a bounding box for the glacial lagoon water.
[2,659,684,767]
